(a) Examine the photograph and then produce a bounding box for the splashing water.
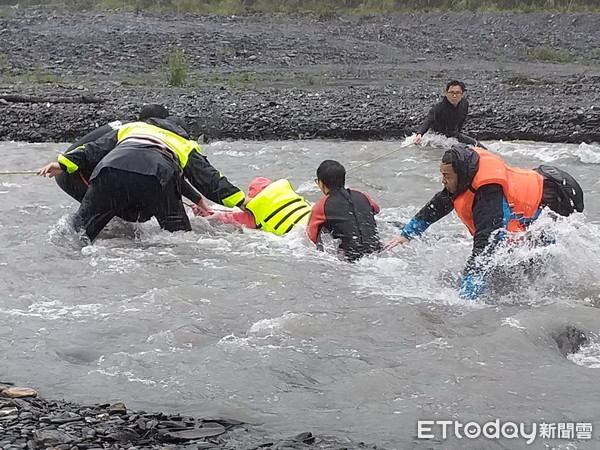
[1,140,600,448]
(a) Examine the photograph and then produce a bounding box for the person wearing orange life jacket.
[195,177,312,235]
[386,144,584,300]
[38,116,245,243]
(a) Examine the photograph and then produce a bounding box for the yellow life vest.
[245,179,312,235]
[117,122,201,168]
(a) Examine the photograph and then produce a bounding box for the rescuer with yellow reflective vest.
[53,104,209,221]
[38,116,245,243]
[386,144,584,300]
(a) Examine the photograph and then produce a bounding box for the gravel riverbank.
[0,383,370,449]
[0,10,599,143]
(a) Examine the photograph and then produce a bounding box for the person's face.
[440,162,459,194]
[445,85,464,106]
[315,178,327,194]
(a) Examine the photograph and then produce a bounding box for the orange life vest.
[453,148,544,235]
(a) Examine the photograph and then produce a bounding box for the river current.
[1,137,600,449]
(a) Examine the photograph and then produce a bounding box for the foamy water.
[1,138,600,449]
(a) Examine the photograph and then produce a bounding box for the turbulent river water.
[1,137,600,449]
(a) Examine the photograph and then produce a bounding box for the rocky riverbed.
[0,9,599,143]
[0,383,370,450]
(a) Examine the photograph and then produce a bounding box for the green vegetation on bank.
[0,0,599,14]
[525,45,577,62]
[166,47,188,87]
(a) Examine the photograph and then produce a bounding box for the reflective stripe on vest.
[117,122,200,168]
[245,179,312,235]
[453,148,544,235]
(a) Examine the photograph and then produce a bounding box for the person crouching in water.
[53,104,211,219]
[195,177,312,235]
[38,116,245,243]
[308,160,382,261]
[386,144,584,300]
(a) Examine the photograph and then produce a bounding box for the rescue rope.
[0,170,39,175]
[346,139,414,173]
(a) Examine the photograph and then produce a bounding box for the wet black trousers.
[72,168,191,242]
[55,171,88,202]
[55,172,153,222]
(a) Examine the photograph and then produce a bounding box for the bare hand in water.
[384,235,409,250]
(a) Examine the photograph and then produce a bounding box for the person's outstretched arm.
[385,189,453,249]
[181,178,203,204]
[59,129,119,174]
[414,104,438,145]
[183,151,245,209]
[38,129,119,177]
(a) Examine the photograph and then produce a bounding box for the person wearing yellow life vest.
[195,177,312,236]
[53,105,209,221]
[38,116,245,243]
[386,144,584,300]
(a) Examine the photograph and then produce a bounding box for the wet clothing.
[73,168,190,241]
[55,121,122,202]
[213,178,312,235]
[308,188,382,261]
[453,149,544,235]
[417,97,477,145]
[245,179,311,235]
[534,165,584,217]
[56,121,205,207]
[212,209,257,229]
[400,144,584,299]
[58,118,244,241]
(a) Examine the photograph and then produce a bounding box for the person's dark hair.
[446,80,466,92]
[165,115,190,134]
[441,144,480,196]
[441,151,455,166]
[138,104,169,121]
[317,160,346,189]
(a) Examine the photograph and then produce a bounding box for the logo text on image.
[417,420,593,444]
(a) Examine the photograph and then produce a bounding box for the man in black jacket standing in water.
[414,80,479,146]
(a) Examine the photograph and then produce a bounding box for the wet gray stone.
[0,408,18,417]
[33,429,75,446]
[41,411,83,424]
[555,325,588,356]
[160,423,226,441]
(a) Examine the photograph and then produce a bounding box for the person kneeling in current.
[386,144,584,300]
[307,160,382,262]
